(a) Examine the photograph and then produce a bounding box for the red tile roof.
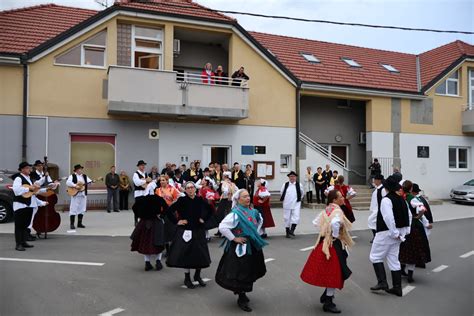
[0,4,97,54]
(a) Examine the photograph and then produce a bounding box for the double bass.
[33,156,61,238]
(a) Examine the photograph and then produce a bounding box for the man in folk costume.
[300,190,354,314]
[66,164,92,229]
[369,175,412,297]
[12,162,48,251]
[132,160,150,226]
[367,174,386,242]
[280,171,304,238]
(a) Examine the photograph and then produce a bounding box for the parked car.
[0,171,15,223]
[450,179,474,204]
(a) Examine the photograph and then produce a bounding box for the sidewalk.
[0,202,472,237]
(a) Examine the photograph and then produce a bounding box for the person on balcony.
[201,62,215,85]
[231,66,250,86]
[215,65,228,85]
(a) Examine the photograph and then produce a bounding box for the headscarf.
[231,188,247,209]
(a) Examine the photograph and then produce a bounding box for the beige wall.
[0,65,23,115]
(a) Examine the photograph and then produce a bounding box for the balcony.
[107,66,249,120]
[462,106,474,133]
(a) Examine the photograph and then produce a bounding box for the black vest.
[418,196,433,223]
[134,171,145,191]
[30,171,41,183]
[280,181,302,202]
[376,192,410,232]
[72,174,88,195]
[14,174,32,205]
[376,186,384,212]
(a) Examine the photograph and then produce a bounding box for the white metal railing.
[299,132,347,168]
[176,72,249,87]
[465,104,473,111]
[375,157,400,178]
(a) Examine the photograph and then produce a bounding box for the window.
[341,57,361,68]
[132,25,163,70]
[381,63,399,73]
[55,30,106,68]
[280,154,292,172]
[435,70,459,96]
[301,53,320,63]
[469,69,474,109]
[449,147,470,170]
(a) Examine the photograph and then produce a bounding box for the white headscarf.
[223,171,232,178]
[231,189,247,209]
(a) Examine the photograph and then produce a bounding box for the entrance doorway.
[331,146,348,165]
[202,145,231,167]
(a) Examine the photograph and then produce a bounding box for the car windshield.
[464,179,474,186]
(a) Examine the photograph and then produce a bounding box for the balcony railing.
[462,104,474,133]
[107,66,249,120]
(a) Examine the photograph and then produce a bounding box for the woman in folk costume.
[304,166,315,204]
[253,179,274,238]
[155,175,180,257]
[166,181,214,289]
[214,171,238,237]
[216,189,268,312]
[334,175,356,223]
[399,181,432,283]
[300,190,354,314]
[198,177,220,240]
[130,188,168,271]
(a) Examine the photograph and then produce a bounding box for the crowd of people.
[200,63,250,86]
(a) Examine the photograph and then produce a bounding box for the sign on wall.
[255,146,266,154]
[241,145,254,155]
[417,146,430,158]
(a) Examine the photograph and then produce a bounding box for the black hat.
[136,160,147,167]
[412,183,421,193]
[73,164,84,171]
[374,174,384,180]
[204,167,210,172]
[287,171,297,177]
[18,161,32,171]
[383,175,401,192]
[34,160,43,166]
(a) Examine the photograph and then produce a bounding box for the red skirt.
[300,242,343,289]
[260,204,275,228]
[130,219,164,255]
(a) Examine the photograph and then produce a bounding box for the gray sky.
[2,0,473,54]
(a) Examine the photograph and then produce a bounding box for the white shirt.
[12,174,47,211]
[196,178,218,190]
[375,197,412,243]
[280,181,304,210]
[133,170,147,198]
[66,173,92,197]
[219,212,264,241]
[368,184,387,230]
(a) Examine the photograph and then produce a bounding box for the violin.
[33,156,61,238]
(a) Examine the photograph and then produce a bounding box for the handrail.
[299,132,346,168]
[177,72,249,87]
[464,104,473,111]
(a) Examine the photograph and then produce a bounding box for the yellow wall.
[0,65,23,115]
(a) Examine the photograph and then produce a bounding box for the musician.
[66,164,92,229]
[12,162,48,251]
[132,160,150,225]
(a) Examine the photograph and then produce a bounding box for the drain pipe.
[295,81,301,175]
[21,54,28,161]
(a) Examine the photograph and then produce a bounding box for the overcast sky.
[2,0,473,54]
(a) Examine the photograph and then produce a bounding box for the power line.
[131,1,474,35]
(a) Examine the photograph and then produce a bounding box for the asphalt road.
[0,218,473,316]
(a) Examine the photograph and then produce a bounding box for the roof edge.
[421,55,474,93]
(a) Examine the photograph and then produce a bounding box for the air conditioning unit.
[173,39,181,55]
[359,132,366,144]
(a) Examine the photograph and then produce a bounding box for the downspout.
[21,54,28,161]
[295,81,301,175]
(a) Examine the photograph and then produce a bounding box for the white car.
[450,179,474,204]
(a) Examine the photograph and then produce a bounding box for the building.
[0,0,472,208]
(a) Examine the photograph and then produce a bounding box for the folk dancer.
[368,174,386,242]
[214,172,238,237]
[155,175,180,257]
[12,162,48,251]
[132,160,151,226]
[216,189,268,312]
[334,175,356,223]
[253,179,274,238]
[369,175,411,297]
[280,171,304,238]
[66,164,92,229]
[300,190,354,313]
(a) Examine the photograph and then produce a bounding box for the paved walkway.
[1,201,471,237]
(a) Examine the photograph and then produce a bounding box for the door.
[331,146,348,165]
[202,145,230,167]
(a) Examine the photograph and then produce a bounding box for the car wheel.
[0,200,13,223]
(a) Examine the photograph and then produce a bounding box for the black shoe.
[289,224,297,236]
[15,244,25,251]
[155,260,163,271]
[145,261,153,271]
[113,210,120,212]
[69,215,76,230]
[70,224,76,230]
[21,242,34,248]
[238,292,250,303]
[107,210,111,213]
[285,228,293,239]
[407,270,414,283]
[77,223,86,228]
[401,264,408,276]
[385,270,403,297]
[320,289,327,304]
[370,263,388,291]
[27,234,36,241]
[194,269,206,287]
[322,296,341,314]
[184,273,196,289]
[237,298,252,312]
[261,233,268,239]
[214,232,222,237]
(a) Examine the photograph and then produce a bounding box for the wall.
[299,141,347,183]
[0,65,23,115]
[174,40,228,72]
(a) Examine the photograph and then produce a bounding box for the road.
[0,218,473,316]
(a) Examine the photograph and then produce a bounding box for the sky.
[1,0,473,54]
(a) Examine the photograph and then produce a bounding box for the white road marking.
[181,278,212,288]
[432,265,449,273]
[402,285,416,296]
[99,307,125,316]
[265,258,275,263]
[351,236,358,239]
[460,250,474,258]
[0,257,105,266]
[300,246,315,252]
[67,230,77,233]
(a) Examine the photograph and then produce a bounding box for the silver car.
[450,179,474,204]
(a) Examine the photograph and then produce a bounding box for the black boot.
[407,269,414,283]
[15,244,25,251]
[237,292,252,312]
[155,259,163,271]
[184,272,196,289]
[370,263,388,291]
[322,296,341,314]
[385,270,403,297]
[320,288,327,304]
[290,224,297,236]
[145,261,153,271]
[164,243,170,257]
[77,214,85,228]
[26,228,36,241]
[194,269,206,287]
[285,227,293,239]
[400,264,408,276]
[70,215,76,229]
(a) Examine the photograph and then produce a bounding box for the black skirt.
[399,220,431,265]
[215,242,266,293]
[166,226,211,269]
